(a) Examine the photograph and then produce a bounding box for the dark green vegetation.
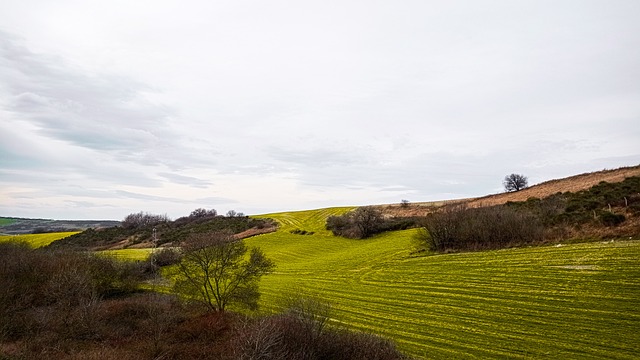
[48,210,275,250]
[505,176,640,228]
[248,210,640,359]
[0,241,406,360]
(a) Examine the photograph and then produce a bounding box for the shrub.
[149,247,182,267]
[600,211,626,227]
[419,205,544,252]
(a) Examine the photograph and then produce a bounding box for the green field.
[245,209,640,359]
[0,218,16,226]
[99,248,156,261]
[0,231,80,248]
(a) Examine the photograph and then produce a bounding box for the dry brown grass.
[380,165,640,217]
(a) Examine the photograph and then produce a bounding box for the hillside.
[381,165,640,217]
[466,165,640,208]
[245,209,640,358]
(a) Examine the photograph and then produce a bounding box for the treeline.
[328,177,640,253]
[48,208,275,250]
[0,242,407,360]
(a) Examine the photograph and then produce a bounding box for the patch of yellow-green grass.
[0,231,80,248]
[244,208,640,359]
[99,248,156,261]
[253,207,354,235]
[0,218,16,226]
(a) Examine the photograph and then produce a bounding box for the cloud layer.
[1,1,639,219]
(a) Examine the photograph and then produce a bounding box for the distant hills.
[3,164,639,236]
[0,217,120,235]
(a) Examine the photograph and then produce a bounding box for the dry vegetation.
[0,241,407,360]
[381,165,640,217]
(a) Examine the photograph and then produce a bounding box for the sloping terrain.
[246,209,640,359]
[466,165,640,208]
[0,232,80,248]
[382,165,640,217]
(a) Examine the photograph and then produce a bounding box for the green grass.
[0,218,16,226]
[245,209,640,359]
[99,248,156,261]
[0,231,80,248]
[253,206,354,235]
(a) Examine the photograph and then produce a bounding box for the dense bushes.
[507,176,640,226]
[49,211,275,250]
[0,241,407,359]
[0,243,149,342]
[234,312,405,360]
[418,206,544,252]
[326,207,418,239]
[417,177,640,252]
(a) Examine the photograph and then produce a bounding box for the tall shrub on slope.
[172,232,275,312]
[418,205,543,252]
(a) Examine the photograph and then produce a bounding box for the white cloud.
[0,1,639,219]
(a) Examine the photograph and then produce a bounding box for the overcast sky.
[1,0,639,220]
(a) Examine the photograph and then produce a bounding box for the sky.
[1,0,639,220]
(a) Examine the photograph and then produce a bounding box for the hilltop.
[381,165,640,217]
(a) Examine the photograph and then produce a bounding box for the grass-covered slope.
[0,231,80,248]
[254,207,354,235]
[246,209,640,359]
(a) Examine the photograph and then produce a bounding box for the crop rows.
[0,231,79,248]
[246,210,640,359]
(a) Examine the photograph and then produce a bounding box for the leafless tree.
[503,173,528,192]
[172,232,275,312]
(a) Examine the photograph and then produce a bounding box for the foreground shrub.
[419,205,544,252]
[233,313,406,360]
[0,243,146,341]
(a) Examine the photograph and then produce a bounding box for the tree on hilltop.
[503,173,528,192]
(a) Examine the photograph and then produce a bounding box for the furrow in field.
[246,209,640,359]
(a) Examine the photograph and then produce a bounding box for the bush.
[419,205,544,252]
[149,247,182,267]
[233,313,406,360]
[327,207,418,239]
[600,211,626,226]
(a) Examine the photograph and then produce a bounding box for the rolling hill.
[381,165,640,217]
[245,208,640,359]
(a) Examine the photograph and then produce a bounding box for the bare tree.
[503,173,528,192]
[189,208,217,218]
[326,206,385,239]
[352,206,384,238]
[172,232,275,312]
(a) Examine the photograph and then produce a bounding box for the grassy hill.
[245,208,640,359]
[0,232,80,248]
